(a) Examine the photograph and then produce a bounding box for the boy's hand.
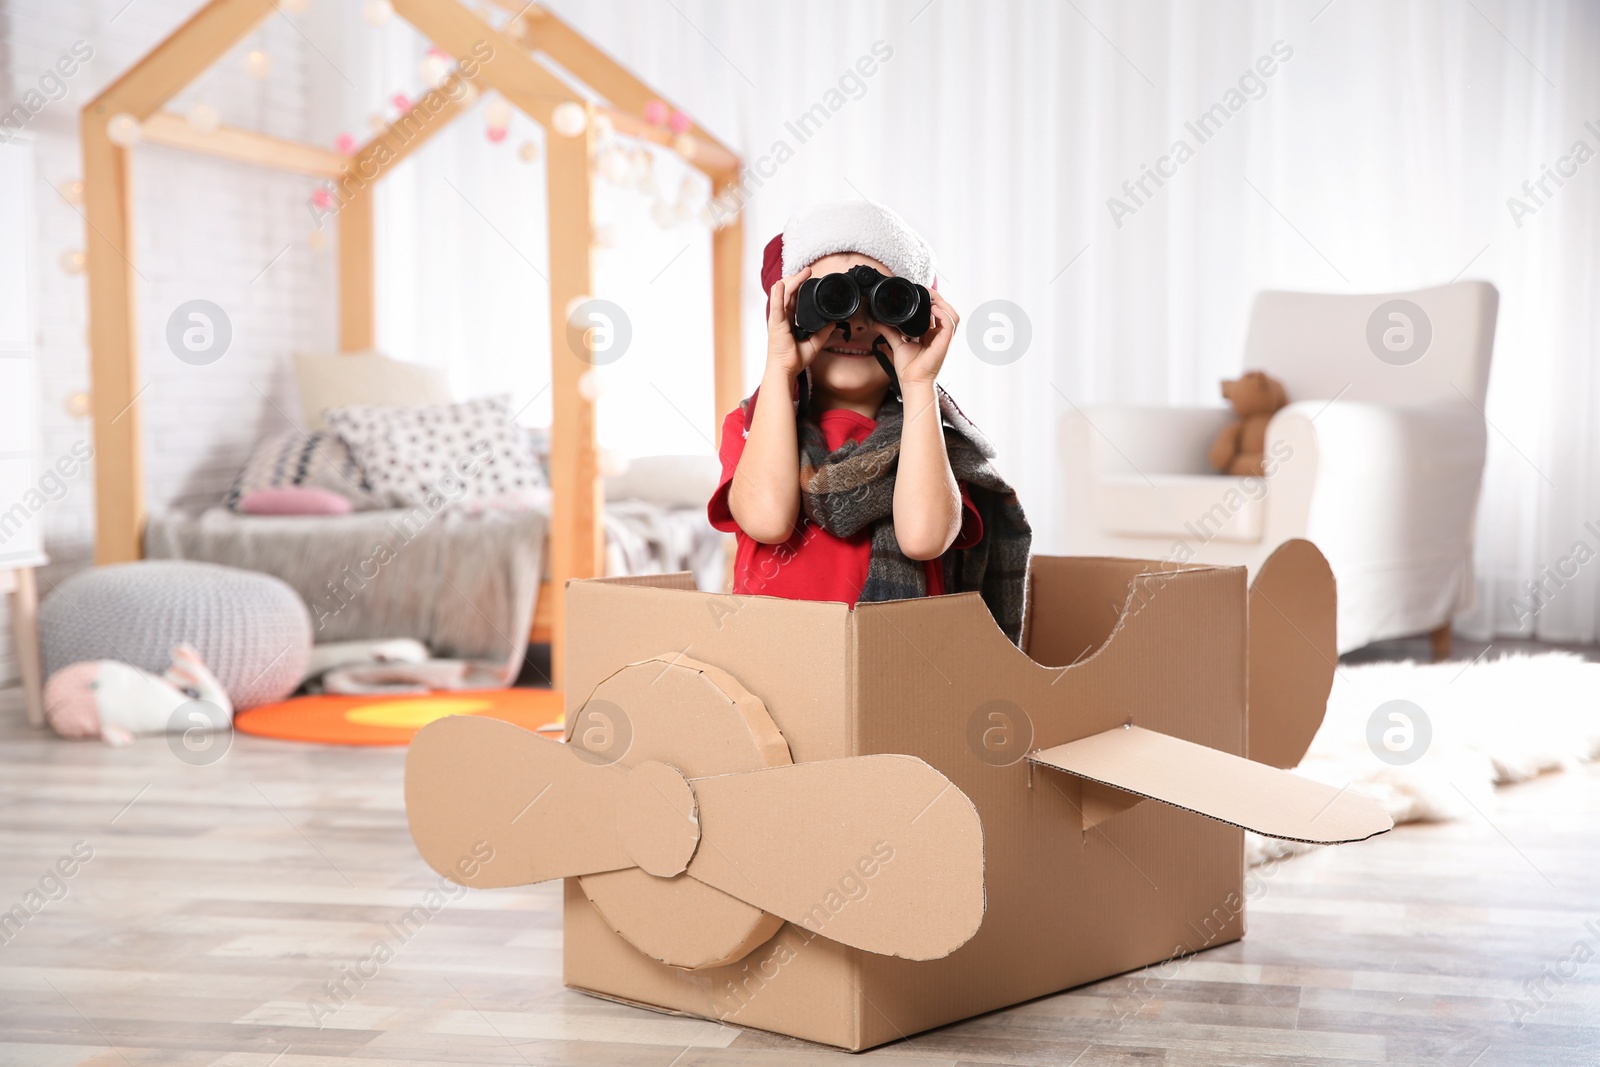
[766,267,836,379]
[876,289,959,388]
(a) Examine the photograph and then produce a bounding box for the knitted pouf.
[40,561,312,711]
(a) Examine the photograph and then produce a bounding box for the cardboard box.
[406,539,1390,1051]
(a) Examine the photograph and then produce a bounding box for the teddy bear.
[1208,370,1289,478]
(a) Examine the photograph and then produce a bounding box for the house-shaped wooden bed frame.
[80,0,743,687]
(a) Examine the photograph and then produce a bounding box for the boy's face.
[805,251,897,404]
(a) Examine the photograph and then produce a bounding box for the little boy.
[706,199,1032,644]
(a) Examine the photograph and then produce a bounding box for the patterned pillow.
[324,395,547,509]
[225,429,379,511]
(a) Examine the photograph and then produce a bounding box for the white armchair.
[1061,281,1498,655]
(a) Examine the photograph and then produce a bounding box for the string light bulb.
[551,101,587,137]
[419,47,451,89]
[187,102,220,134]
[483,97,512,129]
[106,113,142,147]
[244,49,271,79]
[597,146,629,183]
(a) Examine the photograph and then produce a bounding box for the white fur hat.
[780,198,936,286]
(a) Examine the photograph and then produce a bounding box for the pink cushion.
[237,486,353,516]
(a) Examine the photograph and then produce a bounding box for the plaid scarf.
[739,382,1032,645]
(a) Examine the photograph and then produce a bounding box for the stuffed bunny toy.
[44,644,233,747]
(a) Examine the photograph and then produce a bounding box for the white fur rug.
[1247,651,1600,866]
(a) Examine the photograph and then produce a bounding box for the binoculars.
[791,265,932,341]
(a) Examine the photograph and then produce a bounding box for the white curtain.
[359,0,1600,643]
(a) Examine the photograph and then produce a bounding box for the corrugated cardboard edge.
[575,570,700,590]
[654,655,795,769]
[844,592,864,1050]
[1023,557,1245,675]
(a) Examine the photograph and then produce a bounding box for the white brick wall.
[2,0,335,686]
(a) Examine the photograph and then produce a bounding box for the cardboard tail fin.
[1029,725,1392,845]
[1248,538,1338,769]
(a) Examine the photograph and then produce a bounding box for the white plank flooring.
[0,687,1596,1065]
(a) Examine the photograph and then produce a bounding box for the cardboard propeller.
[406,661,986,967]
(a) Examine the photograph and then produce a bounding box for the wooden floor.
[0,682,1596,1066]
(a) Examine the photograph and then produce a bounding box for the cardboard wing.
[1027,539,1390,844]
[1028,725,1390,843]
[406,711,985,963]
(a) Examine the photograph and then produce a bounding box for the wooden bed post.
[710,182,744,593]
[84,0,743,677]
[82,107,144,564]
[338,192,376,352]
[546,120,601,691]
[81,0,276,565]
[710,197,744,449]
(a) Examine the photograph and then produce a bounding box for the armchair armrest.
[1067,405,1234,478]
[1265,398,1487,579]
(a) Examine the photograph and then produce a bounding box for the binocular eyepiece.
[791,265,932,341]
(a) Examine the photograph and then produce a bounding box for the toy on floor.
[40,560,311,710]
[43,643,233,747]
[302,638,430,679]
[1208,369,1289,477]
[299,638,512,695]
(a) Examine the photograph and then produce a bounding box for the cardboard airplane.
[406,538,1391,1050]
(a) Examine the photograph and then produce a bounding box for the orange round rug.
[234,688,565,746]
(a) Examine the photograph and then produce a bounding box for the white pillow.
[604,454,721,507]
[295,352,452,431]
[324,395,547,508]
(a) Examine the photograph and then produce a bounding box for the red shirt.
[707,404,984,605]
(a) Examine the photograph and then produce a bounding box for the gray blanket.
[146,506,545,684]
